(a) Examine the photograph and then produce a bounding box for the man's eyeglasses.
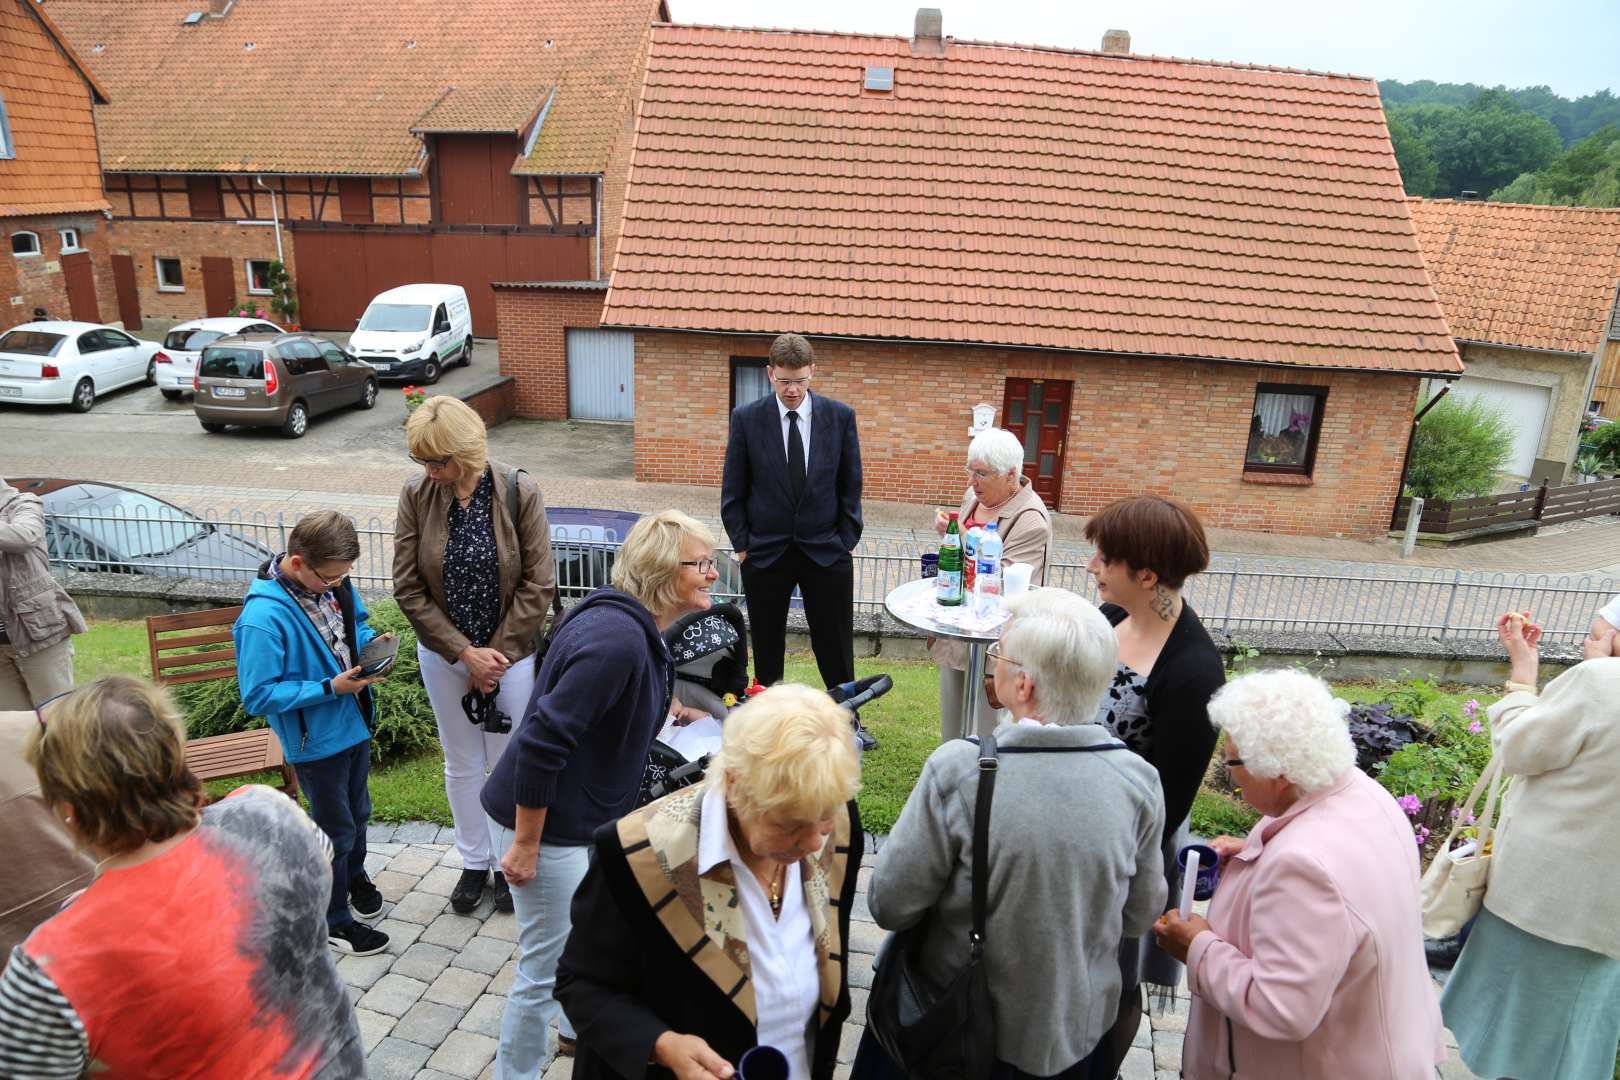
[680,558,717,574]
[410,453,453,468]
[770,374,812,389]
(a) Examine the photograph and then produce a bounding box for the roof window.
[864,66,894,92]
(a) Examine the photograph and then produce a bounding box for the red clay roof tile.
[0,0,107,217]
[603,25,1461,374]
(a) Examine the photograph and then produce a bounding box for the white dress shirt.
[775,391,813,473]
[1600,593,1620,629]
[699,785,819,1080]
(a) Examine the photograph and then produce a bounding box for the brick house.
[1408,198,1620,482]
[0,0,112,325]
[502,17,1462,538]
[43,0,665,336]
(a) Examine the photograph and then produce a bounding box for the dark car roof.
[6,476,111,497]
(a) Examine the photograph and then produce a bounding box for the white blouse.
[699,785,820,1079]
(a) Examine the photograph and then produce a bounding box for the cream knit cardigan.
[1484,656,1620,960]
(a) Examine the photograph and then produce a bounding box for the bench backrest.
[184,728,284,783]
[147,605,244,686]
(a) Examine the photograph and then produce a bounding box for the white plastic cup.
[1003,561,1033,596]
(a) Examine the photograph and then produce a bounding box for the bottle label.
[936,569,963,604]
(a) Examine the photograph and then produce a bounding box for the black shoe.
[853,721,879,753]
[349,874,384,919]
[491,871,514,913]
[1424,934,1464,969]
[450,867,488,914]
[329,920,389,956]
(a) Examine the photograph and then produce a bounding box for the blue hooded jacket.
[233,561,377,764]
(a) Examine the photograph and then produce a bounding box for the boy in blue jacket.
[234,511,393,956]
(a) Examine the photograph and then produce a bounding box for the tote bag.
[1420,755,1505,939]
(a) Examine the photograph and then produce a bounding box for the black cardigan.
[1101,600,1226,832]
[556,802,864,1080]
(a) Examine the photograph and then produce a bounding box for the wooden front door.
[62,251,100,322]
[111,253,142,330]
[201,256,236,317]
[1001,377,1072,511]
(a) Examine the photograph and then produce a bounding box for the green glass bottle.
[937,511,963,606]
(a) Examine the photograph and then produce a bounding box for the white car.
[154,316,282,400]
[350,283,473,384]
[0,321,162,412]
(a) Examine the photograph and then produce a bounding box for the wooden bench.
[147,606,300,799]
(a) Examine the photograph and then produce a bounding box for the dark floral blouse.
[1096,663,1152,757]
[442,469,502,649]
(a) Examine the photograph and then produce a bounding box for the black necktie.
[787,410,805,502]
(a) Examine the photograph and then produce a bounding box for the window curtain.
[1253,392,1317,437]
[733,364,771,406]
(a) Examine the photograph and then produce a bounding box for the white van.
[349,284,473,384]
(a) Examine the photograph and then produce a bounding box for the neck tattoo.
[1150,584,1177,622]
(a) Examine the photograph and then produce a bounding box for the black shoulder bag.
[866,732,999,1080]
[504,465,566,672]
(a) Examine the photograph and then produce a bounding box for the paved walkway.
[355,824,1480,1080]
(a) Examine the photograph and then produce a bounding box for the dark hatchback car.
[8,477,273,581]
[193,333,378,438]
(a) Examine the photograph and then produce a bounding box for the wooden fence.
[1395,477,1620,535]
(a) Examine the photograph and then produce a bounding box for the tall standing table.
[883,577,1012,729]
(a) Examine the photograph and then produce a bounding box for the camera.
[461,688,512,734]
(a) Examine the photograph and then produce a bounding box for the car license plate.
[212,386,246,398]
[0,386,20,397]
[370,361,394,371]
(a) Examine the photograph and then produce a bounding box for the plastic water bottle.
[974,522,1002,616]
[963,526,982,595]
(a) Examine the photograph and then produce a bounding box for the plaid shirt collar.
[270,553,332,601]
[270,554,352,668]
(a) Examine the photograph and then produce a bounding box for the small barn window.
[156,257,185,291]
[1245,384,1328,476]
[59,228,82,252]
[245,258,273,294]
[10,231,40,256]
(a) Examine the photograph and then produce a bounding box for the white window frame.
[155,256,185,292]
[10,230,40,257]
[245,258,273,295]
[0,93,13,159]
[59,228,82,253]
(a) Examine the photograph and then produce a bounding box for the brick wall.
[105,219,292,323]
[630,331,1423,539]
[494,286,606,419]
[1,213,115,323]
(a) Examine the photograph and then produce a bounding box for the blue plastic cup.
[920,552,939,579]
[738,1045,789,1080]
[1177,843,1222,901]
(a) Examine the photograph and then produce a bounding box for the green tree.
[1406,395,1517,501]
[1387,111,1438,196]
[1488,125,1620,206]
[1394,101,1562,197]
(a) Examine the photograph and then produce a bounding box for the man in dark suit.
[721,333,863,697]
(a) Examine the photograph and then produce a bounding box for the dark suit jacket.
[720,391,863,568]
[555,792,863,1080]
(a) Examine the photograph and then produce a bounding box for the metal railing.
[42,507,1618,645]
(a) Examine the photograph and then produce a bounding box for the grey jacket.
[868,722,1167,1076]
[0,482,86,657]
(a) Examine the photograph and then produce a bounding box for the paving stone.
[426,1029,498,1078]
[394,821,440,844]
[337,951,397,990]
[423,912,483,949]
[849,889,872,923]
[453,935,514,975]
[837,1023,861,1064]
[832,1066,851,1080]
[358,973,429,1018]
[425,967,493,1009]
[389,889,449,926]
[1120,1047,1155,1080]
[374,870,420,903]
[1155,1072,1180,1080]
[366,823,398,845]
[393,999,464,1048]
[418,865,465,897]
[347,983,363,1006]
[847,956,875,990]
[458,993,506,1038]
[1152,1008,1187,1033]
[364,853,390,877]
[478,911,519,942]
[440,847,466,869]
[417,1071,460,1080]
[540,1058,572,1080]
[392,942,456,983]
[846,919,884,955]
[1152,1032,1184,1072]
[487,958,519,996]
[370,841,405,857]
[435,826,459,845]
[387,849,441,877]
[366,1036,431,1080]
[353,1007,396,1053]
[848,985,868,1020]
[1132,1017,1153,1047]
[377,918,423,954]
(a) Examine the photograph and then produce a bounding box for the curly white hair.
[1207,669,1355,793]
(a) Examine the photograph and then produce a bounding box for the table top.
[883,577,1011,642]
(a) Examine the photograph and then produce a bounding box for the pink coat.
[1183,768,1445,1079]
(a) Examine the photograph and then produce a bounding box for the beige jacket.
[393,460,557,664]
[0,711,95,959]
[0,481,87,657]
[1483,656,1620,960]
[931,476,1053,670]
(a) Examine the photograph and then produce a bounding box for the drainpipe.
[256,175,283,264]
[1390,384,1451,528]
[593,176,602,281]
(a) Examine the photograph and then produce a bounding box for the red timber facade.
[46,0,664,335]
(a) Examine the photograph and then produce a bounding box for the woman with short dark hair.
[1082,494,1225,1071]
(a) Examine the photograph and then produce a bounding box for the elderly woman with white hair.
[1153,670,1444,1079]
[931,427,1053,740]
[853,588,1168,1080]
[555,683,864,1080]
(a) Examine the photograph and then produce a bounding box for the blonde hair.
[25,675,203,855]
[709,683,861,824]
[611,510,715,615]
[405,396,488,478]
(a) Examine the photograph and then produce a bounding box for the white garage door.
[567,329,634,421]
[1449,376,1550,478]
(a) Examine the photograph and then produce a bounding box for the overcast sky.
[672,0,1618,98]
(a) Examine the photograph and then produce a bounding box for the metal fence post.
[1438,569,1462,639]
[1401,496,1424,558]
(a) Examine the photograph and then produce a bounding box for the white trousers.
[418,643,536,870]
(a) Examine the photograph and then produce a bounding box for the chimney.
[912,8,944,57]
[1100,28,1131,54]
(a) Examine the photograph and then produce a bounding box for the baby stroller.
[637,602,892,806]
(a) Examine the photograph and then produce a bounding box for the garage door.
[1449,376,1550,478]
[567,329,634,421]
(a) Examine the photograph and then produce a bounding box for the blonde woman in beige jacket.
[929,428,1052,740]
[1440,613,1620,1080]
